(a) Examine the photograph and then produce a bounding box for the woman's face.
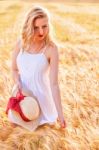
[33,17,49,42]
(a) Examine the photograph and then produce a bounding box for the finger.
[61,121,66,128]
[61,123,66,128]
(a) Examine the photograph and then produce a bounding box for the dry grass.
[0,0,99,150]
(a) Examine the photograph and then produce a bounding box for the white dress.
[8,47,58,131]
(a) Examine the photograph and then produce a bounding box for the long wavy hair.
[21,6,54,51]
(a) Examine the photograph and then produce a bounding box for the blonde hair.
[21,6,54,51]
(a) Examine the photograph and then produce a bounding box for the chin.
[38,37,45,41]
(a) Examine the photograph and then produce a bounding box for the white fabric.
[9,48,58,131]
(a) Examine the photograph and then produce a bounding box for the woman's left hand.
[60,119,66,128]
[57,117,67,128]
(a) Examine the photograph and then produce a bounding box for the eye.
[42,25,47,28]
[34,26,38,30]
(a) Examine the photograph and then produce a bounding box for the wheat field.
[0,0,99,150]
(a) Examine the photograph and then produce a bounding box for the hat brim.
[8,109,40,131]
[10,85,41,130]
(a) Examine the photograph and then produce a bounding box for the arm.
[49,45,66,128]
[11,39,22,89]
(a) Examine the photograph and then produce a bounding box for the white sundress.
[8,46,58,131]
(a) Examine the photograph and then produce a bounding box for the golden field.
[0,0,99,149]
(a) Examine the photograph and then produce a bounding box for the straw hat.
[20,96,40,121]
[12,85,40,120]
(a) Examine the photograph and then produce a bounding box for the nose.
[39,27,44,35]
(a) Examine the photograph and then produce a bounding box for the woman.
[10,6,66,130]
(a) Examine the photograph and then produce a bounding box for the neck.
[29,40,46,52]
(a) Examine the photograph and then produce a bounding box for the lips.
[39,35,43,37]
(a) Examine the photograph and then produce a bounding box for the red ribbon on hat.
[6,89,31,122]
